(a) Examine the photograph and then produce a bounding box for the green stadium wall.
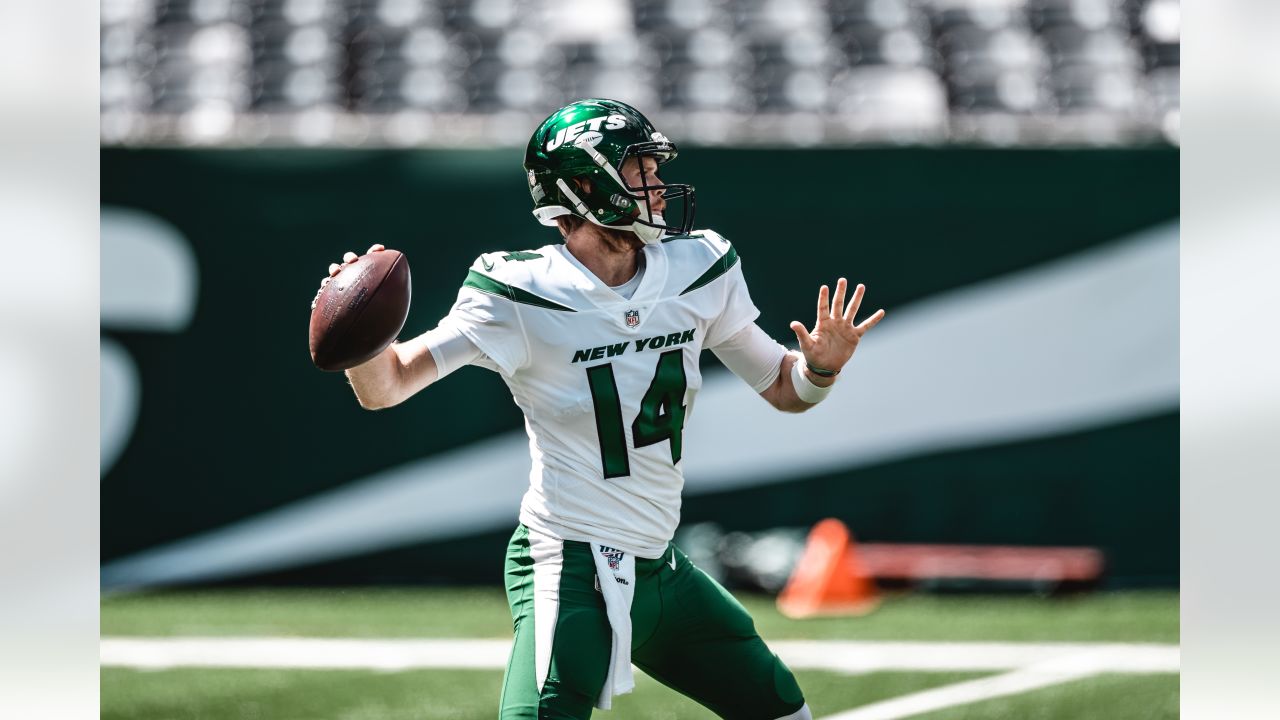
[100,147,1179,587]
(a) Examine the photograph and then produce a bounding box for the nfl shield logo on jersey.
[625,309,640,327]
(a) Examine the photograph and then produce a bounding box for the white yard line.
[100,637,1178,675]
[818,665,1097,720]
[816,646,1176,720]
[100,638,514,671]
[101,638,1178,720]
[773,640,1177,674]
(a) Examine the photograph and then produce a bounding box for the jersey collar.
[552,244,669,332]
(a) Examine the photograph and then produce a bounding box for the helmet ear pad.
[570,176,599,198]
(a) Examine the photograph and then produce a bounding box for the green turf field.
[101,588,1179,719]
[102,668,998,720]
[101,587,1179,642]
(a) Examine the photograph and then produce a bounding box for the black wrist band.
[805,363,840,378]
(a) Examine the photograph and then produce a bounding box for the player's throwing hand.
[789,278,885,376]
[310,244,385,309]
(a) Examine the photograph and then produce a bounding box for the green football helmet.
[524,98,695,244]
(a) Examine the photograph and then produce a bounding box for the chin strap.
[631,213,666,244]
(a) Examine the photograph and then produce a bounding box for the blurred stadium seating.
[100,0,1179,146]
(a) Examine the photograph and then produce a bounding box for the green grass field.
[101,588,1179,719]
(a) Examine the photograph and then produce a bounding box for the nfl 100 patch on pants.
[500,525,806,719]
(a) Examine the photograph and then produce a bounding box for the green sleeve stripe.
[463,269,576,312]
[679,244,739,295]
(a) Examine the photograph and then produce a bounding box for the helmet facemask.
[618,141,695,244]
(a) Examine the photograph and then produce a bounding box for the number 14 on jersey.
[585,350,688,479]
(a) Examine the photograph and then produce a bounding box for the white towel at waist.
[588,540,637,710]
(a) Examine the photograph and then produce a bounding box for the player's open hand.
[311,244,385,309]
[789,278,885,376]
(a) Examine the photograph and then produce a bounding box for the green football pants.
[499,524,806,719]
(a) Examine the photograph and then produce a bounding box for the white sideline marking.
[100,637,1179,674]
[100,638,514,671]
[100,638,1178,720]
[819,664,1098,720]
[816,646,1176,720]
[772,640,1178,674]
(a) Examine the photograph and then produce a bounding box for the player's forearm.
[346,335,441,410]
[764,352,834,413]
[344,344,405,410]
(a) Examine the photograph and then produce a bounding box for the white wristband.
[791,358,834,404]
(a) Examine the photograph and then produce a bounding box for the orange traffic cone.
[777,518,879,618]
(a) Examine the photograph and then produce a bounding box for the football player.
[317,99,883,719]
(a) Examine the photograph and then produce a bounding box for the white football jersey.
[440,230,760,558]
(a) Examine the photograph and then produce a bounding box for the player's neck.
[564,225,642,287]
